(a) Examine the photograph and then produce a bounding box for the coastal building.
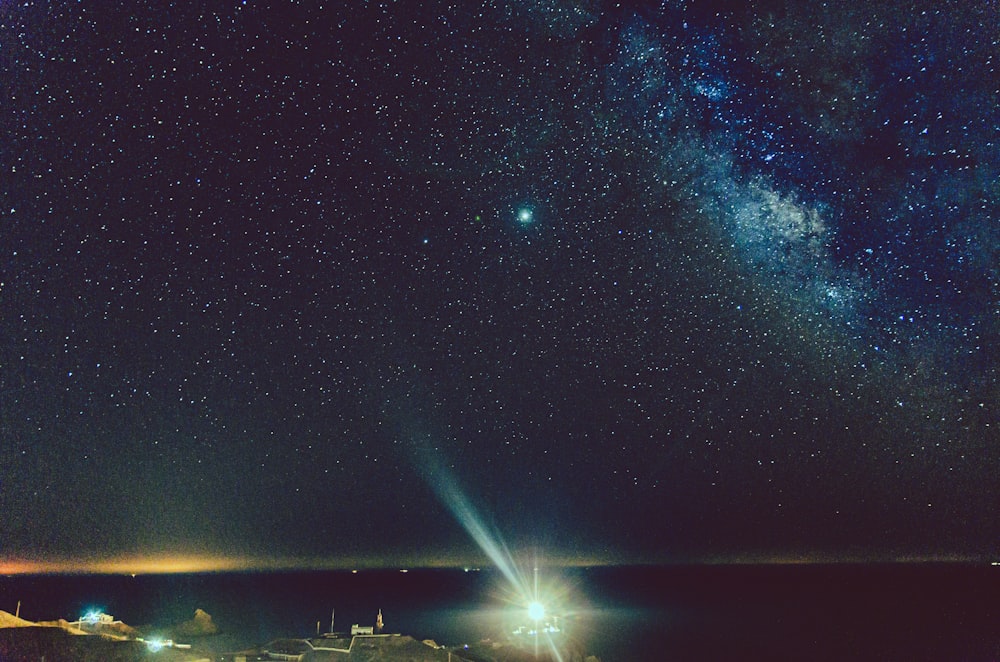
[262,638,311,661]
[70,611,126,631]
[253,633,460,661]
[222,610,472,662]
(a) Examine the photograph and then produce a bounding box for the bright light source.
[528,601,545,621]
[146,639,165,652]
[517,208,533,223]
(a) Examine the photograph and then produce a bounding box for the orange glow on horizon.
[0,548,618,576]
[0,554,275,576]
[0,553,480,575]
[5,552,975,576]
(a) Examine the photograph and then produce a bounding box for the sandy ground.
[0,610,39,629]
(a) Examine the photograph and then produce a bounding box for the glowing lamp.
[527,601,545,621]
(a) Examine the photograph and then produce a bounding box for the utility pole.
[15,600,20,619]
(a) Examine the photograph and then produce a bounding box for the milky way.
[0,1,997,567]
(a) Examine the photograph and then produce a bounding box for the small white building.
[73,611,124,630]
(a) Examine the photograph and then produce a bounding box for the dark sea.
[2,564,1000,661]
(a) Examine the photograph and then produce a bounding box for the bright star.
[517,208,533,224]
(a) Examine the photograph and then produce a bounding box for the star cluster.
[0,0,997,565]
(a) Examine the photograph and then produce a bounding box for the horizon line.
[0,552,990,576]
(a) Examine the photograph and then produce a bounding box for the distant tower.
[376,609,383,633]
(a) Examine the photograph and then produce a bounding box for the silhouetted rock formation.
[175,608,218,637]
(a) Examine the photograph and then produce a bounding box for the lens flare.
[414,445,581,661]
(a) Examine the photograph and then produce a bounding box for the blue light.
[81,610,103,624]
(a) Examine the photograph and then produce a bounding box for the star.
[517,208,533,224]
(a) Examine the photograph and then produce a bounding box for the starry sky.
[1,0,998,570]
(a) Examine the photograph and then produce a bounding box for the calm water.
[3,564,1000,661]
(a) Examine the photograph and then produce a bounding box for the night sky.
[1,0,998,571]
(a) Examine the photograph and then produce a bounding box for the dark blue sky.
[1,0,997,570]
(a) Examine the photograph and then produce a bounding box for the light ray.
[416,450,530,596]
